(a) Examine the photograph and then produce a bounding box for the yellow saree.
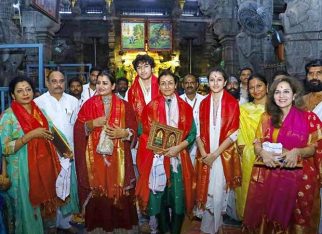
[235,102,265,219]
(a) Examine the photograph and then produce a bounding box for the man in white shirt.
[180,74,205,164]
[68,77,85,108]
[115,77,129,100]
[34,71,79,232]
[239,67,253,104]
[81,66,101,102]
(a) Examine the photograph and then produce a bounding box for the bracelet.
[21,136,25,145]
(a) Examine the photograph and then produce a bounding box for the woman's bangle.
[21,136,25,145]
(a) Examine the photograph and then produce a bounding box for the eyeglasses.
[49,79,65,84]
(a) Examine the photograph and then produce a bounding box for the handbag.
[96,125,114,156]
[0,156,11,191]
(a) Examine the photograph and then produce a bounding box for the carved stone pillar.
[280,0,322,78]
[198,0,239,75]
[21,10,60,63]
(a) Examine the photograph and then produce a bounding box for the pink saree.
[243,107,321,233]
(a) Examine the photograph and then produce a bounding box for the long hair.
[267,76,305,128]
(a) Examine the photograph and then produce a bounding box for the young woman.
[136,70,196,234]
[195,67,241,234]
[243,76,321,233]
[235,74,268,219]
[74,70,138,233]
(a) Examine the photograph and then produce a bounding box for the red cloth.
[11,100,61,217]
[195,90,241,208]
[74,94,137,231]
[135,95,195,214]
[127,74,159,122]
[243,108,321,232]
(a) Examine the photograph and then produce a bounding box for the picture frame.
[121,20,145,51]
[31,0,60,23]
[147,121,183,152]
[148,21,172,51]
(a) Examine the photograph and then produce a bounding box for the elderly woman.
[74,70,138,233]
[243,76,321,233]
[0,76,62,234]
[136,70,196,234]
[235,74,268,219]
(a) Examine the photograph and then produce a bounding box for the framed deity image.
[147,121,183,152]
[121,20,145,51]
[148,21,172,51]
[31,0,60,22]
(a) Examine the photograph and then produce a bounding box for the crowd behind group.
[0,54,322,234]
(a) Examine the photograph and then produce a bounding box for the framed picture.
[148,21,172,51]
[31,0,60,22]
[147,121,183,152]
[121,20,145,51]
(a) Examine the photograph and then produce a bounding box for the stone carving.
[280,0,322,77]
[0,0,24,87]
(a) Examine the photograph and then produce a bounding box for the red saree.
[243,107,321,233]
[74,94,137,232]
[127,74,159,122]
[135,95,195,215]
[195,90,241,208]
[11,100,61,217]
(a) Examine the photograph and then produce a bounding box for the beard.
[227,88,240,100]
[306,79,322,92]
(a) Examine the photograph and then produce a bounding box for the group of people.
[0,55,322,234]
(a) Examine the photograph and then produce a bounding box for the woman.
[243,76,321,233]
[0,76,62,234]
[195,67,241,234]
[235,74,268,219]
[74,70,138,233]
[136,70,196,234]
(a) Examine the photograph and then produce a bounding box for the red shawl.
[135,95,195,214]
[196,90,241,208]
[74,95,137,206]
[127,74,159,122]
[11,101,61,217]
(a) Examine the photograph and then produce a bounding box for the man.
[81,66,101,102]
[126,54,160,233]
[34,71,79,232]
[302,59,322,233]
[225,76,242,101]
[303,59,322,111]
[180,74,205,164]
[115,77,129,99]
[68,77,84,107]
[239,67,253,104]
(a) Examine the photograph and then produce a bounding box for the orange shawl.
[127,74,159,122]
[74,95,137,206]
[196,90,241,208]
[136,95,195,214]
[11,100,61,217]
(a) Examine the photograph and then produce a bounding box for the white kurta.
[34,92,79,229]
[180,93,205,164]
[81,83,96,103]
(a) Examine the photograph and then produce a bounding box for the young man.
[68,77,84,107]
[180,74,205,164]
[34,71,79,232]
[81,67,101,102]
[115,77,129,99]
[126,54,160,233]
[239,67,253,104]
